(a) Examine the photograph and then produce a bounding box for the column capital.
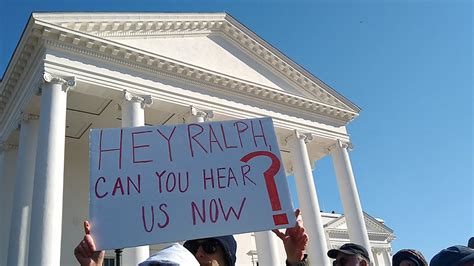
[21,112,40,122]
[0,141,18,152]
[16,112,40,130]
[281,130,313,146]
[42,72,76,92]
[372,246,392,254]
[122,90,153,108]
[183,105,214,122]
[327,139,353,152]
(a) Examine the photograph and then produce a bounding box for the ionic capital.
[16,112,40,129]
[184,105,214,122]
[0,141,18,152]
[122,90,153,108]
[21,112,40,122]
[327,139,353,153]
[42,72,76,92]
[282,130,313,146]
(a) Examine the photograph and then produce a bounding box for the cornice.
[33,13,360,113]
[0,23,42,115]
[326,228,392,237]
[0,63,44,140]
[363,211,394,234]
[1,13,360,129]
[47,54,352,142]
[32,13,229,24]
[326,228,394,243]
[324,212,394,237]
[40,31,356,125]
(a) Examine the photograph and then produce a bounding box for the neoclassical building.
[0,13,395,266]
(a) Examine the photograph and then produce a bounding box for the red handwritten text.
[94,174,141,199]
[191,197,247,225]
[202,165,256,190]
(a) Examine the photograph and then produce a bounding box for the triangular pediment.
[325,212,393,235]
[35,13,359,110]
[108,34,306,96]
[0,13,361,125]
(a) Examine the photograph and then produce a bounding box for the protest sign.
[89,117,295,250]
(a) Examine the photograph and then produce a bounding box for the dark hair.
[393,249,427,266]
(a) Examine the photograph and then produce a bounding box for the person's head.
[327,243,371,266]
[430,245,474,266]
[468,237,474,249]
[392,249,428,266]
[184,235,237,266]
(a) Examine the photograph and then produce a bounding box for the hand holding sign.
[273,209,308,264]
[74,221,105,266]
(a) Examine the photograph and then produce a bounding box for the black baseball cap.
[328,243,371,263]
[430,245,474,266]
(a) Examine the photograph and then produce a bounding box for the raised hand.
[73,221,105,266]
[273,209,308,264]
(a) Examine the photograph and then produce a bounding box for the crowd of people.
[74,213,473,266]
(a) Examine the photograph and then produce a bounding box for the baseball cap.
[393,249,428,266]
[430,245,474,266]
[328,243,371,263]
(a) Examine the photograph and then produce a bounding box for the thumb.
[84,220,91,235]
[294,209,301,220]
[97,250,105,259]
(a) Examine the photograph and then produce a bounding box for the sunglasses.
[184,239,221,255]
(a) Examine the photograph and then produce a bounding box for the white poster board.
[89,117,295,250]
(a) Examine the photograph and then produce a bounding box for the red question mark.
[240,151,289,226]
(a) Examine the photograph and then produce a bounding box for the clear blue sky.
[1,0,472,261]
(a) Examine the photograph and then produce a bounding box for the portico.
[0,12,380,266]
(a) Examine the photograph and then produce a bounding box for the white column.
[288,130,330,266]
[329,140,373,262]
[372,249,380,266]
[7,114,39,266]
[254,231,281,266]
[28,73,75,266]
[121,90,152,266]
[0,142,18,266]
[383,248,392,266]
